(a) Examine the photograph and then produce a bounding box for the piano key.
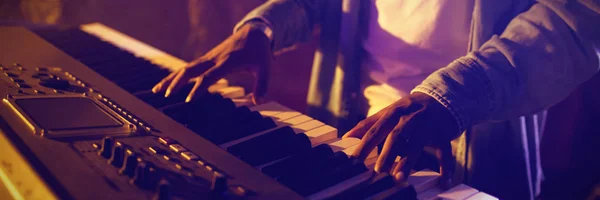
[436,184,479,200]
[292,120,325,133]
[327,138,378,159]
[464,192,499,200]
[326,172,394,200]
[300,158,368,196]
[304,125,338,145]
[231,97,255,107]
[260,144,334,178]
[328,138,361,152]
[367,185,418,200]
[226,127,312,166]
[281,115,313,126]
[272,111,303,122]
[216,86,245,99]
[217,112,312,149]
[283,152,352,196]
[417,187,444,200]
[341,144,378,160]
[207,79,229,93]
[214,116,277,145]
[225,126,297,156]
[307,170,374,200]
[250,101,292,112]
[81,23,187,70]
[407,169,441,193]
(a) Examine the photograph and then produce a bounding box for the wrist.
[243,21,273,42]
[409,91,461,138]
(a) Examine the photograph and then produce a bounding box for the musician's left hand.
[343,92,460,185]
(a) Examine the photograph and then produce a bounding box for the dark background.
[0,0,316,112]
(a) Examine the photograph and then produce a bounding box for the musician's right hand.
[152,24,272,103]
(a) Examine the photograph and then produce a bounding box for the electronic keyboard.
[0,23,497,200]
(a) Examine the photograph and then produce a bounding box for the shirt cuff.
[411,86,466,136]
[233,17,274,47]
[410,57,494,135]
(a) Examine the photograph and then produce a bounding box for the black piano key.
[371,185,418,200]
[218,114,276,143]
[262,144,334,178]
[226,126,296,155]
[279,151,350,193]
[227,128,312,166]
[330,173,396,200]
[305,159,368,196]
[184,106,255,135]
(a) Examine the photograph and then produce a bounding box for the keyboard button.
[168,144,187,153]
[158,137,176,146]
[180,152,199,161]
[148,146,170,155]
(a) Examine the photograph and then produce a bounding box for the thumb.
[251,60,270,105]
[437,142,455,190]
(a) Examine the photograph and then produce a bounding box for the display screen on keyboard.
[16,97,123,130]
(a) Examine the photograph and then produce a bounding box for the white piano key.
[217,86,245,99]
[305,125,338,145]
[307,171,375,200]
[80,23,187,70]
[272,111,303,122]
[465,192,498,200]
[365,155,401,169]
[436,184,479,200]
[342,144,378,160]
[417,187,444,200]
[250,101,292,112]
[281,115,313,126]
[207,79,230,93]
[292,120,325,133]
[328,138,361,152]
[231,96,255,107]
[259,110,283,117]
[407,169,441,193]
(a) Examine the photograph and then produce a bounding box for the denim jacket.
[235,0,600,199]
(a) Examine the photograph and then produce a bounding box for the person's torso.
[359,0,474,115]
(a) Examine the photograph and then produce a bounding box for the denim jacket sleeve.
[412,0,600,133]
[233,0,327,52]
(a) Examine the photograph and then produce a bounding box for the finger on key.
[389,134,425,182]
[352,112,398,161]
[152,69,180,94]
[165,69,190,97]
[186,66,227,102]
[166,60,214,97]
[343,111,385,139]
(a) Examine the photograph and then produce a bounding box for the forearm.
[413,0,600,131]
[234,0,326,52]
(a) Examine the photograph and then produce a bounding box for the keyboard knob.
[119,149,139,177]
[211,171,227,194]
[108,142,125,167]
[98,137,114,158]
[131,162,160,189]
[152,179,170,200]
